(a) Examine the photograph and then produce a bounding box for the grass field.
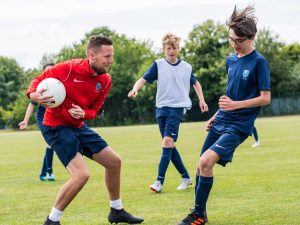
[0,115,299,225]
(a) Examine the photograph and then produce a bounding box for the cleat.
[177,178,192,190]
[108,208,144,224]
[47,173,56,181]
[43,216,61,225]
[177,212,206,225]
[251,141,260,148]
[40,175,47,181]
[149,180,162,193]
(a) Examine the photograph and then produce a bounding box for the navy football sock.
[195,175,200,194]
[157,147,172,184]
[171,147,190,179]
[195,175,207,215]
[253,127,259,142]
[194,176,213,217]
[45,147,54,174]
[40,150,48,176]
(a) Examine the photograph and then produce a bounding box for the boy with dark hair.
[177,5,271,225]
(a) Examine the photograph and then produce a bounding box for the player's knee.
[162,137,174,148]
[108,155,122,171]
[199,156,213,173]
[114,155,122,169]
[74,170,90,185]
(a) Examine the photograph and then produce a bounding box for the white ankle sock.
[110,199,123,210]
[49,207,63,222]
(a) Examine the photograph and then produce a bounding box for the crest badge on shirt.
[96,82,102,91]
[242,70,249,80]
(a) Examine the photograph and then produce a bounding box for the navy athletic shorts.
[200,124,247,166]
[41,123,108,167]
[157,116,181,142]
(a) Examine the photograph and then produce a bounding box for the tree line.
[1,20,300,129]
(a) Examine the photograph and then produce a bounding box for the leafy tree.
[281,43,300,67]
[3,93,35,128]
[0,56,25,110]
[281,44,300,93]
[255,28,294,96]
[290,62,300,92]
[39,53,58,69]
[3,68,41,128]
[181,20,231,120]
[0,106,7,128]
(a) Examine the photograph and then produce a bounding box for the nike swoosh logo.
[74,78,85,83]
[215,144,225,149]
[171,133,176,136]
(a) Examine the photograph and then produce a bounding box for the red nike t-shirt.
[27,59,112,128]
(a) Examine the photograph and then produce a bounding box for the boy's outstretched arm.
[18,102,35,129]
[128,78,147,98]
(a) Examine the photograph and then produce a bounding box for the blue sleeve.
[190,73,197,85]
[143,62,158,84]
[257,59,271,91]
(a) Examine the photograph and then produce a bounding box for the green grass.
[0,115,299,225]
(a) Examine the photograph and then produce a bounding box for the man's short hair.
[226,5,257,38]
[162,32,181,48]
[86,35,113,54]
[42,63,54,71]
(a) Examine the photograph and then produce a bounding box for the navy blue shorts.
[200,125,247,167]
[157,116,181,142]
[35,105,46,131]
[35,105,51,145]
[41,124,108,167]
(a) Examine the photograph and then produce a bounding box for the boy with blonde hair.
[128,32,208,193]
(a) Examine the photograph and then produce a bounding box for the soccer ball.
[37,78,66,108]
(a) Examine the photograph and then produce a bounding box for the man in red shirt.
[28,35,144,225]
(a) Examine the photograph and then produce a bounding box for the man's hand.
[218,95,237,111]
[29,88,54,107]
[68,104,85,119]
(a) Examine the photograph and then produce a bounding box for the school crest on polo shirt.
[96,82,102,91]
[242,70,249,80]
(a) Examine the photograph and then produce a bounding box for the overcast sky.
[1,0,299,69]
